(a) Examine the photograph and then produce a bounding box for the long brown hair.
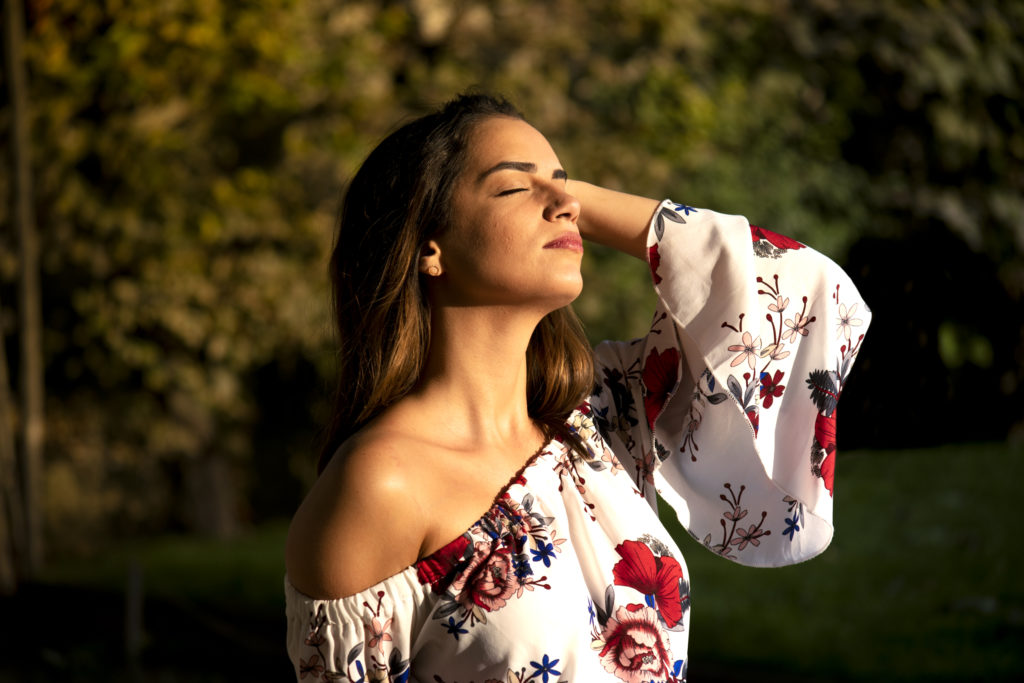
[318,94,594,473]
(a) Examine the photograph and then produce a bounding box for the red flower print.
[612,540,685,627]
[416,534,470,593]
[813,411,838,496]
[746,407,759,435]
[758,370,786,409]
[750,225,805,250]
[642,347,679,431]
[819,451,836,497]
[450,541,522,613]
[648,243,663,284]
[597,604,676,683]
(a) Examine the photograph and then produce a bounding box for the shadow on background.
[841,223,1022,450]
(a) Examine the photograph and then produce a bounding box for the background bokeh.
[1,0,1021,681]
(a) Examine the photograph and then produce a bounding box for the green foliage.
[0,0,1020,543]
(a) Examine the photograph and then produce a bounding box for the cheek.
[450,218,519,269]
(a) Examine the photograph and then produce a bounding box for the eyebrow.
[476,161,568,183]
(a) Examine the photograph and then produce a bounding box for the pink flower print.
[728,331,762,369]
[759,370,786,409]
[836,303,863,340]
[367,616,392,653]
[768,295,789,313]
[732,524,765,551]
[299,654,324,680]
[567,408,599,443]
[600,443,626,473]
[760,343,790,362]
[450,541,521,613]
[782,314,810,343]
[722,506,747,522]
[597,604,676,683]
[304,606,327,646]
[633,449,657,488]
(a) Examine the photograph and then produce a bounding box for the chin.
[546,277,584,309]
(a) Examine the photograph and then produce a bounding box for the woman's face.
[431,116,583,312]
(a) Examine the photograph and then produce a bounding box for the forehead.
[463,117,560,171]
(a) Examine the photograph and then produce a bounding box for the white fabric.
[285,201,870,682]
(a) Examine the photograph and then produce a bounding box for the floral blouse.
[285,201,870,683]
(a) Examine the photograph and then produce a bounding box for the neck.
[411,303,545,448]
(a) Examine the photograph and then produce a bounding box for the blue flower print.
[672,202,697,216]
[443,617,468,640]
[529,655,561,682]
[514,551,535,579]
[782,512,801,541]
[530,541,556,567]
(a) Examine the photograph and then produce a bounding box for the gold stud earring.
[427,265,440,276]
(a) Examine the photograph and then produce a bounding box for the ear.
[418,240,443,277]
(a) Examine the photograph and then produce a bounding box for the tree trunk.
[4,0,45,577]
[0,294,24,594]
[184,453,241,538]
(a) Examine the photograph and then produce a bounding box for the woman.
[285,93,869,682]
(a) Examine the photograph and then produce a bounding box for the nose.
[543,186,581,224]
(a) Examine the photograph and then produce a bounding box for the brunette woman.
[285,94,869,683]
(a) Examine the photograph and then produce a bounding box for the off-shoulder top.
[285,201,871,683]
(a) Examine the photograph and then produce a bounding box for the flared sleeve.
[590,200,871,567]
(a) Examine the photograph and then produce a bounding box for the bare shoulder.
[285,428,429,600]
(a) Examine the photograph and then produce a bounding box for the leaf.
[435,600,460,618]
[388,648,409,672]
[805,369,838,415]
[727,375,745,404]
[347,643,363,665]
[604,584,616,621]
[655,439,671,461]
[661,206,686,223]
[707,392,729,404]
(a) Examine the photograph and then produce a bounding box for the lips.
[543,231,584,253]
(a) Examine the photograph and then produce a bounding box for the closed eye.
[497,188,527,196]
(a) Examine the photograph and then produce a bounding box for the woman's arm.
[567,180,661,261]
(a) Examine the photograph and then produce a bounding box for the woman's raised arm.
[567,180,661,261]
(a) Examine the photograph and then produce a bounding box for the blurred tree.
[0,290,24,593]
[3,0,44,582]
[0,0,1020,553]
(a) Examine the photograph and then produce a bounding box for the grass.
[39,519,291,614]
[2,442,1021,682]
[662,441,1024,681]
